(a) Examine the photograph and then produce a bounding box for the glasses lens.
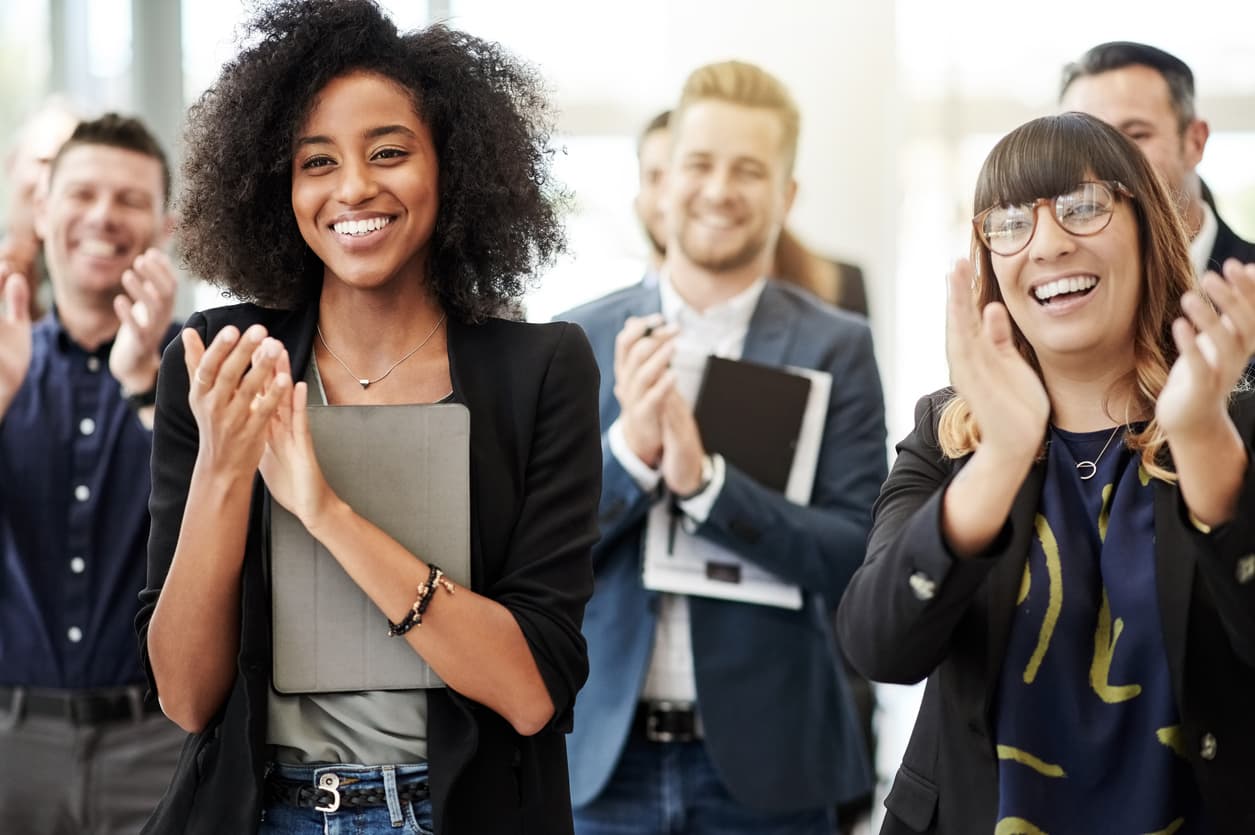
[982,205,1034,255]
[1055,182,1115,235]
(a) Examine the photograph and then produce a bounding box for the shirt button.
[1236,555,1255,585]
[74,484,91,502]
[70,557,86,574]
[1200,733,1217,761]
[79,418,96,436]
[67,626,83,643]
[86,356,101,372]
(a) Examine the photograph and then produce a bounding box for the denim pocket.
[404,798,435,834]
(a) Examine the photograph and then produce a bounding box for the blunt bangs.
[974,113,1142,214]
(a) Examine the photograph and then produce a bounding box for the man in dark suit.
[1061,41,1255,275]
[563,59,887,834]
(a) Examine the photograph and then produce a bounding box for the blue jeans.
[573,737,835,835]
[259,762,434,835]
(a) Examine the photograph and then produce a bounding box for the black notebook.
[692,356,812,493]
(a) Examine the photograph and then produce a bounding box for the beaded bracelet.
[387,564,456,636]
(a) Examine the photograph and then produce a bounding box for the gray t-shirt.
[266,358,428,765]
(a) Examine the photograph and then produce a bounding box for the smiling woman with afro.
[179,0,564,320]
[136,2,603,834]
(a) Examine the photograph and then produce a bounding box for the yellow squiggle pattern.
[1090,589,1142,703]
[1145,818,1184,835]
[996,745,1066,777]
[1017,562,1031,605]
[1025,514,1062,684]
[1098,483,1113,542]
[1156,726,1186,758]
[995,817,1049,835]
[1139,464,1151,487]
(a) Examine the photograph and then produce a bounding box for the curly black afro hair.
[178,0,565,322]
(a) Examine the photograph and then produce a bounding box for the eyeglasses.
[973,180,1134,257]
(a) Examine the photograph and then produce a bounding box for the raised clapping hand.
[109,248,179,393]
[1157,259,1255,436]
[258,358,333,527]
[659,389,708,497]
[613,314,679,466]
[0,273,33,418]
[945,259,1051,463]
[183,324,290,480]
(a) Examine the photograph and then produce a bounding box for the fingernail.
[245,324,266,341]
[220,326,240,343]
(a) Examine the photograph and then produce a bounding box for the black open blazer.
[136,300,602,835]
[837,389,1255,833]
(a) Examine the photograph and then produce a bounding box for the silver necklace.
[1074,425,1123,480]
[316,313,447,389]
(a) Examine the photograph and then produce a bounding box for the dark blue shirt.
[0,310,178,689]
[994,426,1211,833]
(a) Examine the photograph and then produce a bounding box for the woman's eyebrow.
[294,134,332,149]
[294,125,417,149]
[363,124,417,141]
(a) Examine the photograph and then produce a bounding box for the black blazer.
[1208,212,1255,274]
[136,300,602,835]
[837,390,1255,834]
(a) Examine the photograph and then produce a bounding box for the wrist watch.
[122,380,158,410]
[674,454,714,502]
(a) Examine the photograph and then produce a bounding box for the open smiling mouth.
[78,239,125,258]
[1033,275,1098,306]
[332,216,394,237]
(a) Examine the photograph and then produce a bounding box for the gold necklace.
[316,313,446,389]
[1074,425,1124,481]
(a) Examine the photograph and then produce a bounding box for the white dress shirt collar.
[1190,201,1219,278]
[658,270,767,337]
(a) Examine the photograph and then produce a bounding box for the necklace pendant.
[1076,461,1097,480]
[359,379,371,389]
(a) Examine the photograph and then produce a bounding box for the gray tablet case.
[269,403,471,694]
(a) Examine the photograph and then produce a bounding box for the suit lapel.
[741,282,795,366]
[444,318,489,592]
[628,283,663,321]
[983,460,1047,712]
[268,301,320,381]
[1152,479,1192,708]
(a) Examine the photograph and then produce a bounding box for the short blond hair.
[674,60,800,174]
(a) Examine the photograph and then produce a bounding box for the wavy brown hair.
[177,0,564,322]
[938,112,1196,480]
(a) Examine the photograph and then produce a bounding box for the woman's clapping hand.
[182,324,291,479]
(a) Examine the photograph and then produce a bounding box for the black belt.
[0,685,159,725]
[265,775,430,813]
[633,700,703,743]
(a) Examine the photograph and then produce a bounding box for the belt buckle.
[314,773,341,813]
[645,700,696,743]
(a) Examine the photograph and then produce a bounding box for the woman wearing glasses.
[838,112,1255,834]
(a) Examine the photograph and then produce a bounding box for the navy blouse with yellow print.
[993,426,1212,834]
